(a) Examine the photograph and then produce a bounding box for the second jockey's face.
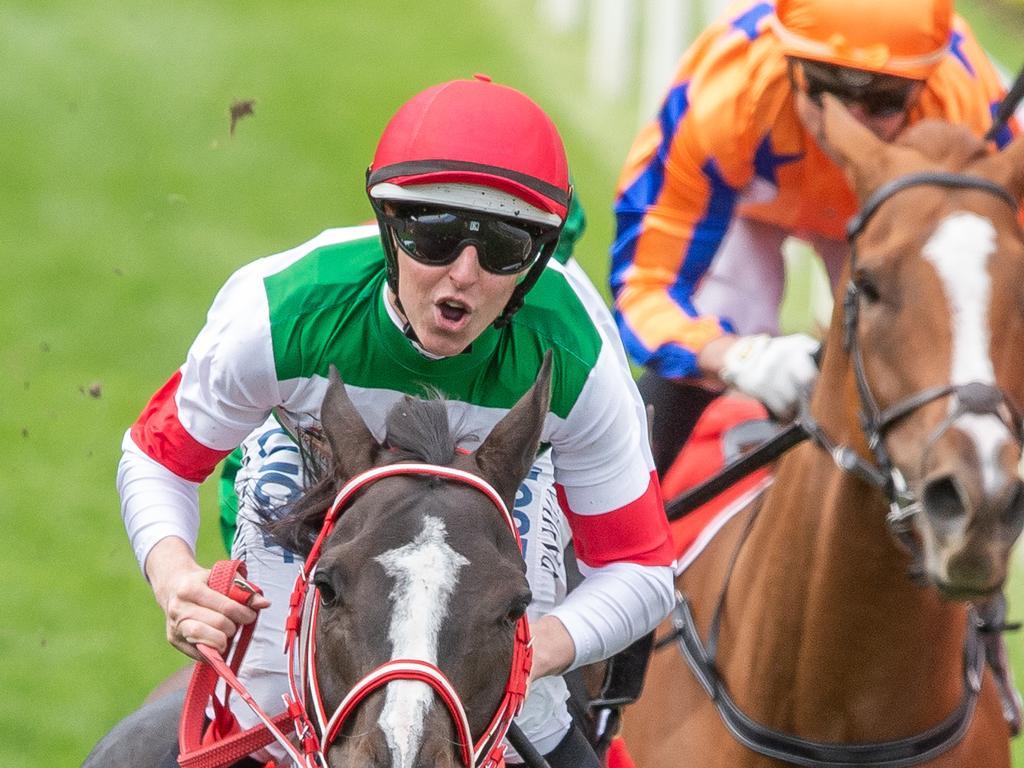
[792,60,923,143]
[391,241,518,357]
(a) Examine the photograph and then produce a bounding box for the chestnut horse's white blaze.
[375,516,469,768]
[923,212,1012,496]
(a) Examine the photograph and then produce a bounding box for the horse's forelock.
[258,395,469,557]
[895,120,989,171]
[383,393,464,466]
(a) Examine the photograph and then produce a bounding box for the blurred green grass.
[0,3,629,764]
[1,1,1021,766]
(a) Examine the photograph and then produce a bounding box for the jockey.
[612,0,1015,464]
[118,76,676,767]
[610,0,1021,733]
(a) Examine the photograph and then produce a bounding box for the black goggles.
[377,204,561,275]
[790,60,919,118]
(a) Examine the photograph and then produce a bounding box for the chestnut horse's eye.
[854,271,881,304]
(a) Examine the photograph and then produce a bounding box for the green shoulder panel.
[263,234,387,383]
[262,231,603,420]
[501,264,602,418]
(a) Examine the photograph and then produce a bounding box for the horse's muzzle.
[917,469,1024,597]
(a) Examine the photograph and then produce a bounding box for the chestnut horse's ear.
[474,351,553,507]
[321,365,382,482]
[974,134,1024,204]
[817,94,894,199]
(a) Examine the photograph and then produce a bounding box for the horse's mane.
[894,118,989,170]
[257,393,470,557]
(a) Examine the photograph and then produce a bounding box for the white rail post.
[703,0,733,26]
[537,0,584,34]
[586,0,637,100]
[638,0,690,120]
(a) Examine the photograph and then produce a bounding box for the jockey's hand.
[144,536,270,661]
[527,614,575,685]
[719,333,820,420]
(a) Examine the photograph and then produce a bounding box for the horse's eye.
[502,591,532,627]
[312,573,340,607]
[854,272,881,304]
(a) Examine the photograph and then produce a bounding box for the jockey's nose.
[447,244,482,287]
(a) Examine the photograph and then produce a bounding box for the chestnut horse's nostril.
[921,475,966,527]
[1000,480,1024,529]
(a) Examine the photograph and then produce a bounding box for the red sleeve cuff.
[130,371,232,483]
[557,471,674,569]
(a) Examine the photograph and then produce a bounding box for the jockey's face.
[791,59,924,143]
[390,239,518,357]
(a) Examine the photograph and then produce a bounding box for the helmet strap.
[494,186,572,327]
[492,239,556,328]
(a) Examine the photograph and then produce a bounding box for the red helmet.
[368,75,570,219]
[367,76,572,324]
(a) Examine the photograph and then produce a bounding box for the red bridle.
[274,463,532,767]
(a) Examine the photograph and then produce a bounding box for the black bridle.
[669,171,1021,767]
[816,172,1022,550]
[668,172,1022,537]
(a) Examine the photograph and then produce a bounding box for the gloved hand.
[720,333,820,419]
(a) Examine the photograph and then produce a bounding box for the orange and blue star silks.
[611,0,1014,379]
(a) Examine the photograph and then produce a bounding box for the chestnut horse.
[622,98,1024,767]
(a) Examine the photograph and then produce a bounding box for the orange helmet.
[771,0,952,80]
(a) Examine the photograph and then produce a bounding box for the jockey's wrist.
[528,614,575,682]
[144,536,200,605]
[697,334,739,382]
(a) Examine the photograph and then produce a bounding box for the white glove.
[720,333,819,419]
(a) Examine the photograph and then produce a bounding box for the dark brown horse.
[622,98,1024,767]
[85,358,552,768]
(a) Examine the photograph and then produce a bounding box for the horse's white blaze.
[923,212,1009,495]
[374,515,469,768]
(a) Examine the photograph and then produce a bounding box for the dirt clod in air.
[230,99,256,136]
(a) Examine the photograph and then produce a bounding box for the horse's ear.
[816,94,893,199]
[974,134,1024,203]
[321,365,382,481]
[473,351,553,506]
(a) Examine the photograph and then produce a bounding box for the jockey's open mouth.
[437,298,470,327]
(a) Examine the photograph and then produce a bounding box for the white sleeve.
[173,263,282,451]
[117,430,201,576]
[549,560,674,670]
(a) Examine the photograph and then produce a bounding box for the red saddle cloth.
[606,736,636,768]
[661,394,772,561]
